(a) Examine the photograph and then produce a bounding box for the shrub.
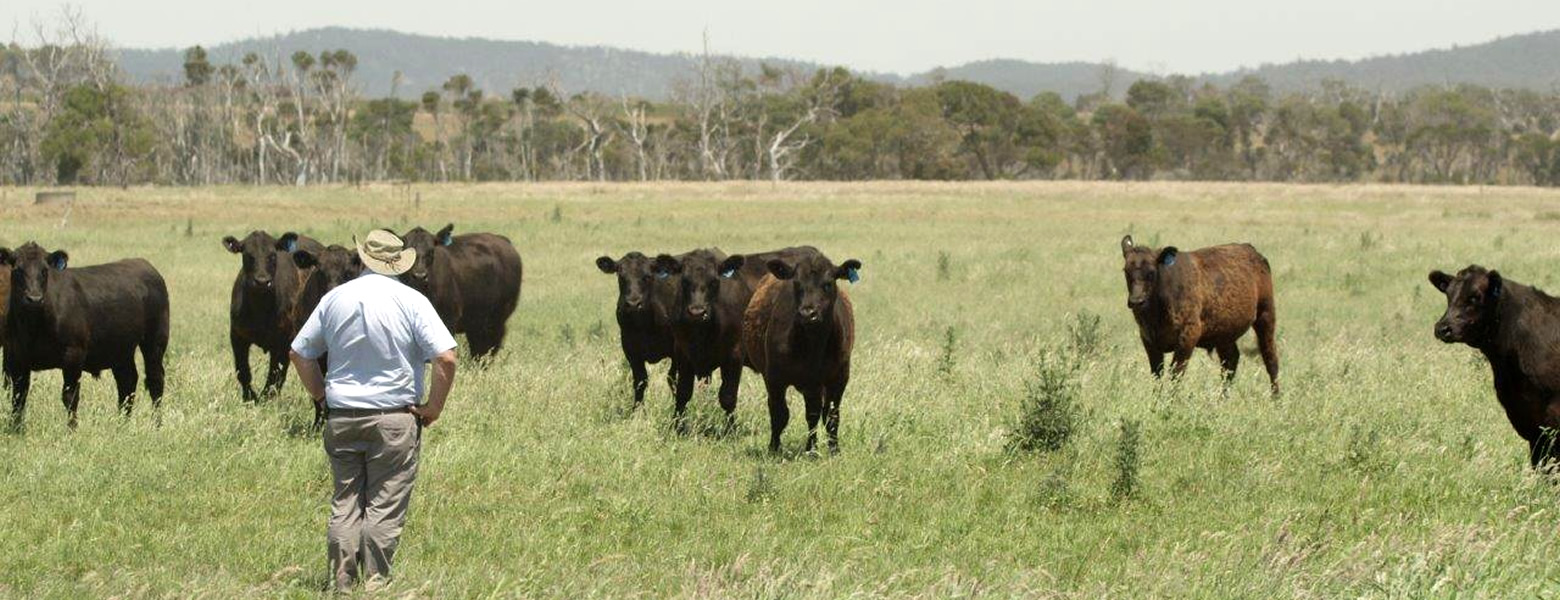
[1110,419,1142,503]
[1008,350,1079,453]
[1067,310,1103,358]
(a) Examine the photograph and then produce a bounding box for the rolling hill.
[114,27,1560,101]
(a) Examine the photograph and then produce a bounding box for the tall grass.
[0,181,1557,597]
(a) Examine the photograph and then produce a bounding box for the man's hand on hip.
[409,403,442,427]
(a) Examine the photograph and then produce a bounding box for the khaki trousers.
[323,410,420,590]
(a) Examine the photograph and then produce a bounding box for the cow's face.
[1121,235,1177,311]
[224,231,298,290]
[401,224,453,289]
[655,252,743,323]
[1431,266,1502,345]
[598,252,659,315]
[2,243,68,309]
[294,245,361,291]
[768,255,860,327]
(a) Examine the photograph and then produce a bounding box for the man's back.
[293,272,456,409]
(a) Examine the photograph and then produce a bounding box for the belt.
[325,406,415,418]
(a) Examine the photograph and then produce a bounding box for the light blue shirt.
[291,272,457,410]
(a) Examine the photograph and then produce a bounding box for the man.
[289,229,458,591]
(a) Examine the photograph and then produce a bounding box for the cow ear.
[1429,270,1452,293]
[292,250,318,269]
[1121,235,1135,257]
[223,236,242,253]
[718,255,744,279]
[596,256,618,274]
[835,259,862,283]
[0,247,12,266]
[47,250,68,271]
[276,232,299,253]
[1488,270,1503,300]
[767,259,796,280]
[652,254,681,279]
[437,224,454,247]
[1157,247,1179,267]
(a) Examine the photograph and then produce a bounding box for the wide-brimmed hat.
[355,229,417,276]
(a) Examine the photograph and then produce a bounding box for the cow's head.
[597,252,661,315]
[294,244,362,291]
[766,254,861,327]
[1,242,68,309]
[224,231,299,290]
[1430,266,1503,345]
[654,250,744,324]
[400,224,453,289]
[1121,235,1177,311]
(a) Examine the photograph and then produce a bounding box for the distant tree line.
[3,21,1559,186]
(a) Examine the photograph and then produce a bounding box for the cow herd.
[3,226,1560,467]
[598,246,860,452]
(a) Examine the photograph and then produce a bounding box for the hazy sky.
[4,0,1558,74]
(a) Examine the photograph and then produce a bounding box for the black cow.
[597,251,684,407]
[291,244,362,426]
[1431,266,1560,468]
[400,224,523,359]
[224,231,320,400]
[650,246,820,432]
[1,243,170,428]
[743,253,860,453]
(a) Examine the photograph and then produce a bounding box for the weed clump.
[936,251,951,281]
[1110,419,1142,503]
[937,326,958,378]
[1008,350,1080,453]
[745,466,776,503]
[1067,311,1103,358]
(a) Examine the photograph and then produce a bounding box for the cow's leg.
[716,361,742,434]
[112,360,139,417]
[263,349,289,398]
[1531,428,1560,471]
[466,326,499,363]
[60,364,83,429]
[629,358,650,407]
[5,363,30,430]
[1144,343,1165,378]
[1255,299,1281,397]
[232,331,256,401]
[142,339,166,410]
[802,386,825,454]
[1216,342,1240,391]
[672,364,695,435]
[824,369,849,454]
[1170,328,1201,380]
[765,379,790,453]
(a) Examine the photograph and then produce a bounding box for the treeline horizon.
[4,18,1559,188]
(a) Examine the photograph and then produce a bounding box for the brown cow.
[400,224,523,359]
[1,243,170,428]
[743,252,860,454]
[223,231,321,401]
[1430,266,1560,468]
[1120,235,1279,394]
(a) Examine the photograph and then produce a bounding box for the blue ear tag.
[720,268,736,279]
[846,268,860,283]
[441,236,452,247]
[656,271,670,280]
[283,239,297,252]
[1163,255,1176,266]
[50,256,67,271]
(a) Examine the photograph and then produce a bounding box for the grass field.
[2,181,1560,598]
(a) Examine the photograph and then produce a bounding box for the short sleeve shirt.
[291,272,457,409]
